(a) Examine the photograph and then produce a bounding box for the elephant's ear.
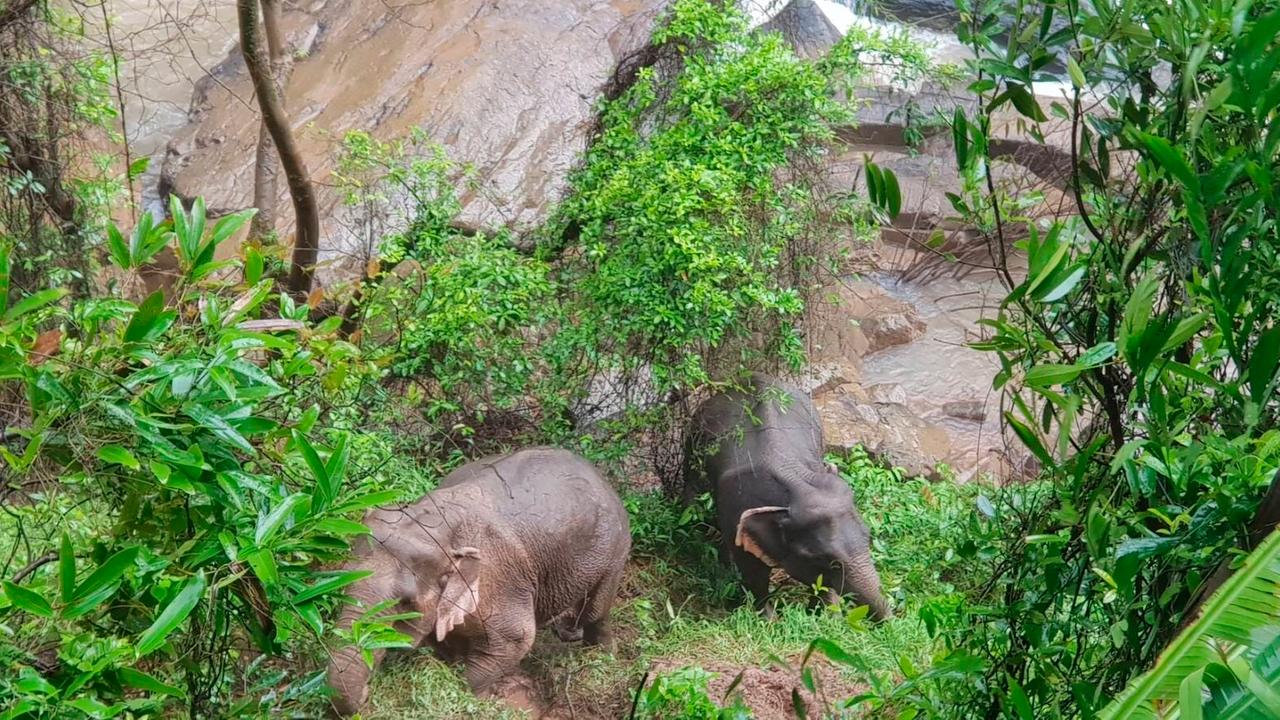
[735,506,788,567]
[435,546,481,642]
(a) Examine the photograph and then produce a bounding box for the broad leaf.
[136,571,206,656]
[2,581,52,617]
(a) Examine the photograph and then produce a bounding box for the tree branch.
[237,0,320,300]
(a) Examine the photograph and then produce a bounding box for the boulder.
[814,382,952,480]
[810,281,926,363]
[161,0,665,281]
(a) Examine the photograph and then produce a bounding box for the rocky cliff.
[161,0,665,278]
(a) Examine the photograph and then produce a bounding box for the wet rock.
[943,399,987,422]
[809,281,926,362]
[759,0,843,59]
[794,361,862,396]
[814,383,952,480]
[859,309,926,354]
[162,0,666,282]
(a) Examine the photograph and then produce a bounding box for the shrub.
[0,198,392,716]
[895,0,1280,715]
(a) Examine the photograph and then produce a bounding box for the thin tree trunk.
[247,0,290,244]
[237,0,320,300]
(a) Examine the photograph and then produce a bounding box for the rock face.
[161,0,665,278]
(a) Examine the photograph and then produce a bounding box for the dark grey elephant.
[683,373,891,620]
[325,447,631,716]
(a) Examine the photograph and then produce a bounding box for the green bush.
[0,198,394,717]
[544,0,930,392]
[635,666,751,720]
[899,0,1280,715]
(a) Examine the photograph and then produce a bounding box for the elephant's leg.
[581,566,624,650]
[464,609,536,693]
[731,546,775,620]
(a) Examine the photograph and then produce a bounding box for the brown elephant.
[683,373,892,621]
[325,447,631,716]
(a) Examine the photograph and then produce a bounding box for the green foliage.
[635,666,751,719]
[916,0,1280,715]
[544,0,930,390]
[1099,529,1280,719]
[0,199,393,716]
[0,3,122,298]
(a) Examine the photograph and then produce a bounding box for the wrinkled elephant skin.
[685,374,892,620]
[326,447,631,716]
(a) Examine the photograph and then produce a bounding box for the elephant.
[683,373,891,621]
[325,447,631,716]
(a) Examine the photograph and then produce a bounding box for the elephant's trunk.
[839,552,891,622]
[326,593,380,717]
[326,643,371,716]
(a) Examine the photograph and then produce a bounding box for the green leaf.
[96,445,140,471]
[1160,312,1210,354]
[1179,668,1205,720]
[128,156,151,181]
[62,582,122,620]
[206,209,257,255]
[3,581,52,617]
[124,290,167,343]
[1120,273,1159,365]
[1037,264,1086,303]
[325,433,350,501]
[1025,363,1083,387]
[245,246,265,284]
[184,403,255,455]
[881,166,902,218]
[953,108,969,169]
[58,534,74,604]
[1136,132,1199,191]
[1099,530,1280,718]
[804,637,864,670]
[119,667,186,698]
[1006,83,1048,122]
[136,571,206,656]
[71,546,138,603]
[243,547,279,587]
[295,431,333,512]
[65,697,125,719]
[255,493,307,547]
[1006,675,1035,720]
[291,570,373,605]
[314,517,371,536]
[1249,326,1280,405]
[332,489,401,515]
[1079,342,1118,367]
[107,223,131,269]
[4,288,67,324]
[1067,56,1086,88]
[1005,413,1053,467]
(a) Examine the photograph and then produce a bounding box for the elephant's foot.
[582,620,614,651]
[550,614,584,643]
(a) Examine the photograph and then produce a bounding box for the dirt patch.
[646,658,867,720]
[495,655,865,719]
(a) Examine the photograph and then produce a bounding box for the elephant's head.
[326,519,485,716]
[734,464,891,621]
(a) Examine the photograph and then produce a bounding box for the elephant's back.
[442,447,629,550]
[692,374,824,465]
[447,447,629,622]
